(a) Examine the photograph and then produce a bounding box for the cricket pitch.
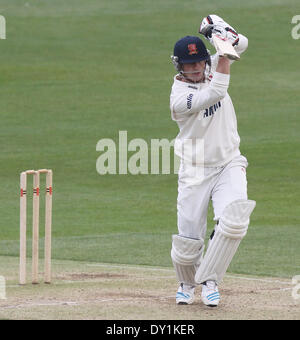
[0,256,298,320]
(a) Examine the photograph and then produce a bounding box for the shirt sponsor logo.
[203,101,221,117]
[187,93,193,109]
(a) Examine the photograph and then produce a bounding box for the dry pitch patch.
[0,257,299,320]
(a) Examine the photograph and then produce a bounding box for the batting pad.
[195,199,256,285]
[171,234,204,286]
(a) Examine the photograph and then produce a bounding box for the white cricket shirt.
[170,35,248,167]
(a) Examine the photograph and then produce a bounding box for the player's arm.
[216,56,230,74]
[171,58,230,119]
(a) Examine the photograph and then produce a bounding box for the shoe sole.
[202,301,219,307]
[202,297,219,307]
[176,298,195,305]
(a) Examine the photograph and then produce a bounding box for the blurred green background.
[0,0,299,278]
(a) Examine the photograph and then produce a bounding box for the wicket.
[19,169,53,285]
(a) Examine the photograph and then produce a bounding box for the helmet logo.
[188,44,198,55]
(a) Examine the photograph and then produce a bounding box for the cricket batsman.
[170,15,256,307]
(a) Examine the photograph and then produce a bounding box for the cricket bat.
[212,33,240,61]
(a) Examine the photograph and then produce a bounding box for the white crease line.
[86,263,173,272]
[0,296,175,310]
[225,275,292,285]
[4,264,292,289]
[54,276,175,284]
[6,275,175,288]
[0,301,79,310]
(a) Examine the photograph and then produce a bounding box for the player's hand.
[199,14,239,47]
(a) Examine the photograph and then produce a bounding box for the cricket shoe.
[176,283,195,305]
[201,280,220,307]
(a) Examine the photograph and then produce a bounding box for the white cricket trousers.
[177,155,248,240]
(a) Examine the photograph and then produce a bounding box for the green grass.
[0,0,299,278]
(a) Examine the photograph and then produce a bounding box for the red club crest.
[188,43,198,55]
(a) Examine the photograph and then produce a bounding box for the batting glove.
[199,14,239,47]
